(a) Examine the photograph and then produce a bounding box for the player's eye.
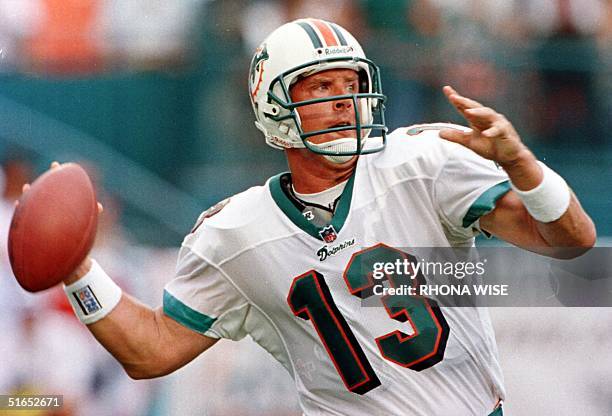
[345,80,359,93]
[315,82,330,92]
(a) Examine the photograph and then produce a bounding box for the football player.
[57,19,595,415]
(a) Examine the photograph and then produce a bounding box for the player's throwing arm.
[9,162,218,379]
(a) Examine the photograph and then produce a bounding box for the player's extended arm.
[64,258,219,379]
[439,86,596,257]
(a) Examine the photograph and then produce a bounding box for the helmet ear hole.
[260,102,281,118]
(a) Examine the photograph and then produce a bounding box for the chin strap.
[307,138,359,163]
[308,136,384,164]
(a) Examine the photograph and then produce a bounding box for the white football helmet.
[248,18,387,161]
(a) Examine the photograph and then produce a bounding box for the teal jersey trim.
[488,404,503,416]
[163,290,217,334]
[462,181,511,228]
[269,172,355,241]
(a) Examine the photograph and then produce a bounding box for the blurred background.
[0,0,610,415]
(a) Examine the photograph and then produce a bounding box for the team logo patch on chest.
[316,226,356,261]
[319,225,338,243]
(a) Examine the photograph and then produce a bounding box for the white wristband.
[511,161,571,223]
[63,259,122,325]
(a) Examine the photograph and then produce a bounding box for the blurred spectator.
[524,0,606,144]
[524,0,604,37]
[285,0,365,38]
[598,0,612,43]
[433,0,518,125]
[361,0,444,129]
[433,0,519,37]
[0,152,35,318]
[241,0,287,53]
[597,1,612,135]
[102,0,209,71]
[191,0,264,167]
[22,0,107,75]
[0,0,44,73]
[1,152,35,202]
[0,301,93,416]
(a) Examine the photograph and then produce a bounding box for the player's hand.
[438,86,530,167]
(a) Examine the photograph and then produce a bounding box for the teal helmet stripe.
[330,23,348,46]
[297,21,323,49]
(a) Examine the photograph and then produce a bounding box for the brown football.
[8,163,98,292]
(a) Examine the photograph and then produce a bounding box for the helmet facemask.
[266,56,387,162]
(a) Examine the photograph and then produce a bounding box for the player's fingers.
[97,202,104,214]
[15,183,31,206]
[449,95,486,112]
[442,85,457,98]
[50,161,60,169]
[15,184,30,207]
[482,117,515,139]
[443,87,485,111]
[464,107,498,119]
[482,125,502,138]
[463,107,500,130]
[438,128,472,147]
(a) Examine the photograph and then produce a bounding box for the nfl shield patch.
[319,225,338,243]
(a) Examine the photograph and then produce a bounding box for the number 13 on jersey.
[287,244,450,394]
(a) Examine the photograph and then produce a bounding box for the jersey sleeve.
[434,142,511,241]
[163,245,250,341]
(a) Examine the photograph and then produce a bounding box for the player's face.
[290,69,359,145]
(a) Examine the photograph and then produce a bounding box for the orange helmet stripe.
[309,19,339,47]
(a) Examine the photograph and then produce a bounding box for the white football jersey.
[164,125,510,416]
